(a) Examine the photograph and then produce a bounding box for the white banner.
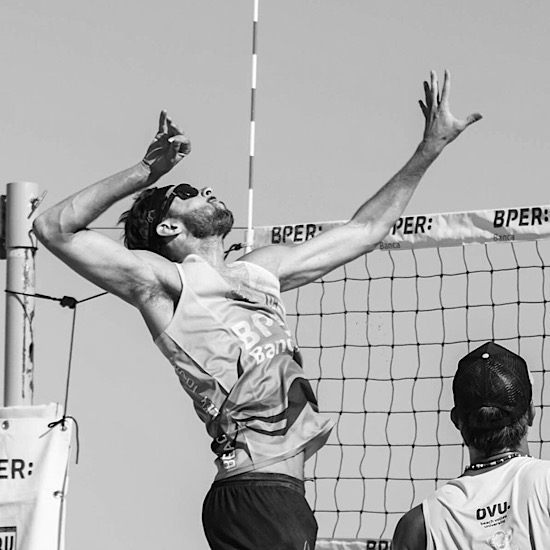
[0,403,73,550]
[252,204,550,251]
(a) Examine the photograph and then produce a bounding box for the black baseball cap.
[453,342,532,430]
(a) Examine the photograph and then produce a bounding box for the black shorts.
[202,472,317,550]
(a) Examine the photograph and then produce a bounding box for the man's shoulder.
[237,244,291,282]
[393,504,426,550]
[516,457,550,485]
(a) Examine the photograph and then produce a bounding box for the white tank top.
[422,456,550,549]
[154,255,334,479]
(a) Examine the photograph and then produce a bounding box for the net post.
[3,181,40,406]
[245,0,259,254]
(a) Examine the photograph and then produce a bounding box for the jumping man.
[34,71,481,550]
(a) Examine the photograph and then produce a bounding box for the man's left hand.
[419,70,482,151]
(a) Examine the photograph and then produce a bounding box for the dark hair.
[458,407,531,456]
[118,188,160,252]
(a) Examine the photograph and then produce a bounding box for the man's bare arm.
[33,111,190,304]
[392,505,427,550]
[244,70,482,291]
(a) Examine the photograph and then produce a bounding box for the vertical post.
[3,181,40,406]
[245,0,259,253]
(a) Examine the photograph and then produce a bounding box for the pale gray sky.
[2,1,550,548]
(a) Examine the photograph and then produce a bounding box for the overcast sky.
[2,1,550,548]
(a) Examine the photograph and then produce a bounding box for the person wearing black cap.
[33,71,481,550]
[392,341,550,550]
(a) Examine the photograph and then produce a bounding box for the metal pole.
[3,181,40,406]
[245,0,259,253]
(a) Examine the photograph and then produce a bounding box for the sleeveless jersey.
[154,255,334,479]
[422,456,550,549]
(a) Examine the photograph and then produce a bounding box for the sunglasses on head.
[147,183,199,247]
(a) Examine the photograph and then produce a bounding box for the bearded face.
[180,203,234,239]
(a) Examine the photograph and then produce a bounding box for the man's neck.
[469,438,530,464]
[181,237,227,268]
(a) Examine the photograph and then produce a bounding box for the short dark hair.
[119,188,161,252]
[458,407,531,455]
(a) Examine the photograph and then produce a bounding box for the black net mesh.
[283,238,550,541]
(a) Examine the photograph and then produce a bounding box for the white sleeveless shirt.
[154,255,334,480]
[422,456,550,549]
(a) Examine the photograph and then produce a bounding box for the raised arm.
[33,111,191,304]
[244,70,482,291]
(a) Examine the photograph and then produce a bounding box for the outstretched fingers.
[418,99,428,119]
[420,71,441,119]
[440,70,451,108]
[422,80,432,109]
[418,69,483,145]
[430,70,439,107]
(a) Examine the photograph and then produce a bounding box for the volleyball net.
[253,204,550,546]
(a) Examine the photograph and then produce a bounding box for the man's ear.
[450,407,460,429]
[528,401,536,426]
[156,218,185,238]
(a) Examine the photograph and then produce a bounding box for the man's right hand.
[142,110,192,183]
